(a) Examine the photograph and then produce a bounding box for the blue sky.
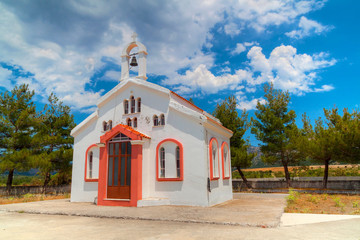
[0,0,359,145]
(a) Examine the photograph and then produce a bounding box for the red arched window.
[103,121,107,131]
[137,98,141,112]
[221,142,230,179]
[156,139,184,181]
[133,117,137,128]
[124,100,129,114]
[130,96,135,113]
[127,118,132,127]
[108,120,112,130]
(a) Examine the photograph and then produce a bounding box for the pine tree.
[303,108,360,188]
[251,83,301,188]
[32,93,75,190]
[213,96,255,188]
[0,84,36,192]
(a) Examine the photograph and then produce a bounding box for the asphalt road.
[0,211,360,240]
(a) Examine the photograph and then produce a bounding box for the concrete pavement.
[0,211,359,240]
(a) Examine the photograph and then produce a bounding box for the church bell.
[130,56,138,67]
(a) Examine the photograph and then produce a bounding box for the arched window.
[124,100,129,114]
[137,98,141,112]
[160,114,165,125]
[127,118,132,127]
[221,142,230,179]
[108,120,112,130]
[156,139,183,181]
[85,144,99,182]
[209,138,219,180]
[176,146,180,178]
[89,151,93,179]
[130,96,135,113]
[103,121,107,131]
[133,117,137,128]
[160,147,165,178]
[153,115,159,126]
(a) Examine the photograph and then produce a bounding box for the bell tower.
[121,32,148,81]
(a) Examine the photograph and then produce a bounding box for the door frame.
[97,124,146,207]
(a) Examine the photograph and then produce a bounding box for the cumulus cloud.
[231,42,258,55]
[226,0,326,33]
[246,45,336,94]
[224,23,242,36]
[170,64,252,94]
[169,44,336,96]
[236,96,266,111]
[286,16,333,39]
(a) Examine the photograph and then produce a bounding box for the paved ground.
[0,211,359,240]
[1,193,359,239]
[0,193,287,227]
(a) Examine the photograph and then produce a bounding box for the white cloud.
[236,95,266,111]
[226,0,326,33]
[313,84,334,92]
[286,16,333,39]
[246,45,336,95]
[170,64,251,94]
[103,70,121,81]
[0,67,13,89]
[224,23,242,36]
[232,43,248,55]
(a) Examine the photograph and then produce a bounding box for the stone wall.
[0,185,71,196]
[233,177,360,193]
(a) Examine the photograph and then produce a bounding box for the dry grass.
[285,191,360,215]
[243,164,358,172]
[0,193,70,205]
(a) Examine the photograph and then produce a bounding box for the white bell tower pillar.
[120,32,148,81]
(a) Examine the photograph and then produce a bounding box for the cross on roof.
[131,32,137,42]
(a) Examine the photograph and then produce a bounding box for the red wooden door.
[107,142,131,199]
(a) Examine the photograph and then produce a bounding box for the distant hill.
[247,146,282,169]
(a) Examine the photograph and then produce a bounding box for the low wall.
[233,177,360,193]
[0,185,71,196]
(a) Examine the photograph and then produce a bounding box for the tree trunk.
[282,161,291,188]
[6,169,14,194]
[237,167,252,189]
[43,172,51,194]
[323,158,330,189]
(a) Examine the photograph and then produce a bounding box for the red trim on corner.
[221,142,231,180]
[84,144,99,182]
[209,138,220,180]
[156,138,184,181]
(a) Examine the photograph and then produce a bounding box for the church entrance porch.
[97,124,149,207]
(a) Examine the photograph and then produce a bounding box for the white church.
[70,33,233,207]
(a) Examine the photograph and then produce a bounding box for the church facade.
[70,34,233,207]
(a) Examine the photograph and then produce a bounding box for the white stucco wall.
[71,118,100,203]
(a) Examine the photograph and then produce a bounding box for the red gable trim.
[170,90,233,134]
[100,124,150,143]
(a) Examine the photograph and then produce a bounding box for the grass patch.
[0,193,70,205]
[285,192,360,215]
